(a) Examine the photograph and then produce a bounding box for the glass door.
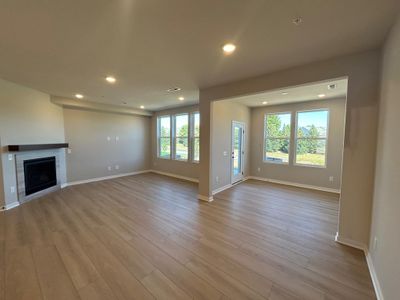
[231,121,245,184]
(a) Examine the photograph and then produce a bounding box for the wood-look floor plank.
[78,277,117,300]
[52,230,100,290]
[4,209,28,252]
[268,285,301,300]
[5,246,42,300]
[0,213,5,242]
[141,269,192,300]
[82,240,155,300]
[32,245,80,300]
[21,204,53,248]
[92,225,156,281]
[0,241,5,300]
[127,233,223,299]
[3,173,376,300]
[186,256,266,300]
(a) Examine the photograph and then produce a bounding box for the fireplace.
[23,156,57,196]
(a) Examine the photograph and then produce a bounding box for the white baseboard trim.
[212,184,232,195]
[150,170,199,183]
[334,232,366,250]
[335,232,384,300]
[0,201,20,211]
[65,170,151,187]
[365,249,384,300]
[197,194,214,202]
[248,176,340,194]
[212,177,250,195]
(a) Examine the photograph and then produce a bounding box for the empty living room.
[1,1,400,299]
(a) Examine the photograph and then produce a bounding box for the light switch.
[223,151,228,156]
[8,154,13,161]
[107,136,111,141]
[67,148,72,154]
[115,136,119,142]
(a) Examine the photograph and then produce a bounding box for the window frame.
[263,111,292,165]
[173,113,190,162]
[157,115,172,160]
[191,112,200,163]
[294,108,330,168]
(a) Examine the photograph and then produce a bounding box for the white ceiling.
[229,78,348,107]
[0,1,399,111]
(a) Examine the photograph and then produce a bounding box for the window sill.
[173,159,189,162]
[157,156,171,160]
[294,163,327,169]
[263,160,289,165]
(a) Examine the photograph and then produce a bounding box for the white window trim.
[157,112,200,163]
[191,112,200,163]
[263,112,292,165]
[173,113,190,162]
[157,115,172,160]
[294,108,330,168]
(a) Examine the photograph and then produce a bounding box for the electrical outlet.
[329,176,334,182]
[10,186,15,193]
[257,167,261,172]
[223,151,227,156]
[115,165,120,170]
[107,166,112,171]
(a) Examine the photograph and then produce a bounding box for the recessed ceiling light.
[178,96,185,101]
[262,101,268,105]
[222,43,236,54]
[318,94,326,98]
[281,92,289,95]
[105,76,116,83]
[167,87,181,92]
[140,105,145,109]
[292,17,303,26]
[75,94,83,99]
[328,84,337,90]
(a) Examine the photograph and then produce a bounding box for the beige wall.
[250,98,346,191]
[369,14,400,300]
[199,50,380,246]
[63,108,151,183]
[151,105,199,180]
[0,78,65,207]
[211,101,251,191]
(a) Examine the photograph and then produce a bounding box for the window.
[174,114,189,160]
[157,112,200,162]
[192,112,200,162]
[295,110,329,167]
[264,113,291,163]
[157,115,171,159]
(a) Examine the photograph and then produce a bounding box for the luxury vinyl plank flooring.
[1,173,376,299]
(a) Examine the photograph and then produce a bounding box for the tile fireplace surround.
[1,146,67,210]
[15,149,66,204]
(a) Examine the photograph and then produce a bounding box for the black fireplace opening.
[24,156,57,196]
